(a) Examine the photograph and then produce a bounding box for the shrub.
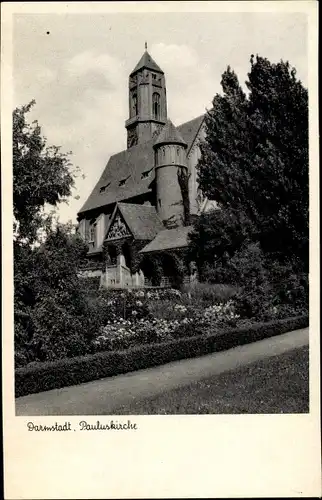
[93,316,193,352]
[16,315,308,397]
[14,226,99,366]
[79,276,101,291]
[203,300,240,327]
[96,288,151,321]
[267,257,309,316]
[181,282,239,305]
[148,300,191,320]
[234,253,309,321]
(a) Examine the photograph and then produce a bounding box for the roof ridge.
[177,113,205,127]
[118,202,157,209]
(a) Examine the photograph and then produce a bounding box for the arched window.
[89,220,96,244]
[122,242,132,270]
[108,245,117,266]
[89,225,95,242]
[152,93,160,120]
[132,93,138,117]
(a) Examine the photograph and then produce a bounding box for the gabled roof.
[130,50,164,76]
[78,114,205,215]
[154,119,187,148]
[106,203,164,241]
[178,115,204,152]
[139,225,192,253]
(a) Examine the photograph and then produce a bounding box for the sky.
[13,10,308,224]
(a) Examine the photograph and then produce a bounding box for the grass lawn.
[112,346,309,414]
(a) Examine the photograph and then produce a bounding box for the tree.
[197,67,253,213]
[188,207,255,281]
[14,222,99,366]
[13,100,76,243]
[13,102,97,366]
[246,56,308,261]
[28,225,95,360]
[196,56,308,263]
[190,55,308,317]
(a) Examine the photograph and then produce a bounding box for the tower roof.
[153,119,188,148]
[130,50,164,76]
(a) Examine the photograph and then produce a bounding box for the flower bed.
[15,282,308,370]
[91,293,241,352]
[15,315,309,397]
[85,286,243,351]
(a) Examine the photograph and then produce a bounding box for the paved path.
[16,327,309,416]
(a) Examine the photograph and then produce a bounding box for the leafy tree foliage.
[190,55,308,316]
[14,224,99,366]
[13,100,75,243]
[13,102,98,366]
[196,56,308,261]
[188,207,255,282]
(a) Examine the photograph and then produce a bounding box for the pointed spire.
[130,49,164,76]
[153,119,187,148]
[145,41,148,51]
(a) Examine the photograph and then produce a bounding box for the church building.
[77,46,216,288]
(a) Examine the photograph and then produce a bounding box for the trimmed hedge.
[15,315,308,397]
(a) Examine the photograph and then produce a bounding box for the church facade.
[77,47,216,288]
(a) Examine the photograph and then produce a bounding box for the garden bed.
[15,315,308,397]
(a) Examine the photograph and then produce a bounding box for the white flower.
[132,310,138,316]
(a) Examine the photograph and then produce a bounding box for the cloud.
[151,42,220,123]
[152,42,199,69]
[67,50,126,91]
[14,48,129,223]
[42,51,128,220]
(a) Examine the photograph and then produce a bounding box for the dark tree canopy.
[13,100,75,243]
[189,54,309,321]
[13,102,95,366]
[195,55,308,263]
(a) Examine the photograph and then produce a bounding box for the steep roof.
[115,203,164,240]
[139,225,192,253]
[130,50,164,76]
[177,114,204,150]
[154,119,187,148]
[78,114,205,215]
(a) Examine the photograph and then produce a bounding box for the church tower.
[125,45,167,148]
[153,119,188,226]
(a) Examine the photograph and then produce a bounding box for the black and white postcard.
[1,1,320,498]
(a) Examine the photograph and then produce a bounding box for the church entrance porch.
[80,246,197,290]
[96,239,196,290]
[139,250,194,289]
[101,239,146,288]
[80,202,198,289]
